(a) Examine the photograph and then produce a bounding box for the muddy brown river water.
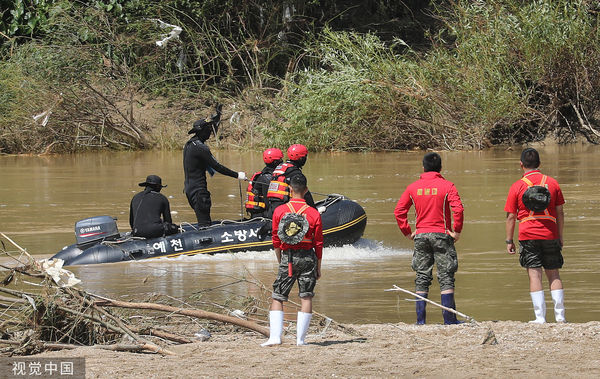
[1,144,599,323]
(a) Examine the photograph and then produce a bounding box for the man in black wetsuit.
[130,175,179,238]
[184,107,246,226]
[245,148,284,219]
[266,144,324,219]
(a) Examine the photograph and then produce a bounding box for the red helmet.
[262,148,283,164]
[287,144,308,161]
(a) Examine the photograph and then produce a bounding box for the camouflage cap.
[522,186,551,212]
[277,213,309,245]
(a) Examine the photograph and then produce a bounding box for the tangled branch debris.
[0,233,348,356]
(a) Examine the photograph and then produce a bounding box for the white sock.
[261,310,284,347]
[551,289,566,322]
[529,290,546,324]
[296,312,312,346]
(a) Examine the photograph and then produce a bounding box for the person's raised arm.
[198,145,240,179]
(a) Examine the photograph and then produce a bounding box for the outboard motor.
[75,216,120,249]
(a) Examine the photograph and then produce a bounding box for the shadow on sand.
[311,337,368,347]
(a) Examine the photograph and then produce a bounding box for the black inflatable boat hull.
[52,196,367,266]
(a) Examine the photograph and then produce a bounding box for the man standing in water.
[394,152,464,325]
[261,173,323,346]
[505,148,566,323]
[184,105,246,227]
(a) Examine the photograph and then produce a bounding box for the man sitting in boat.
[129,175,179,238]
[266,144,320,218]
[245,148,284,219]
[183,105,246,227]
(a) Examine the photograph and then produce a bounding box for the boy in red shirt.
[505,148,566,323]
[394,152,464,324]
[261,173,323,346]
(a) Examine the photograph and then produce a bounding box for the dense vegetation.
[1,0,600,153]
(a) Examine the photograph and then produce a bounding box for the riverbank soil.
[31,321,600,378]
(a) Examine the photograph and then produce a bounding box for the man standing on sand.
[394,152,464,325]
[505,147,566,323]
[261,173,323,347]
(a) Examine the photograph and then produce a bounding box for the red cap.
[263,148,284,164]
[287,144,308,161]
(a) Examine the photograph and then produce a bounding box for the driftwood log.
[0,232,282,357]
[93,296,270,337]
[385,285,498,345]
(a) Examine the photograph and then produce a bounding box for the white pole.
[385,285,474,322]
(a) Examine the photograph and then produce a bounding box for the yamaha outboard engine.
[52,216,121,265]
[75,216,120,249]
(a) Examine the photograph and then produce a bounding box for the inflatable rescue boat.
[52,194,367,266]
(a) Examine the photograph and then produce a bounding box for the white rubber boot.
[528,290,546,324]
[296,312,312,346]
[261,310,284,347]
[551,289,566,323]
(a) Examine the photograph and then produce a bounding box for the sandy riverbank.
[27,320,600,378]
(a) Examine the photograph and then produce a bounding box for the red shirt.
[504,170,565,240]
[394,171,464,236]
[272,198,323,259]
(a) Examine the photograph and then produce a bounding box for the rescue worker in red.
[394,152,464,325]
[261,173,323,347]
[266,144,318,219]
[245,148,284,219]
[504,148,566,323]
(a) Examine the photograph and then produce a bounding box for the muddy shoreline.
[23,321,600,378]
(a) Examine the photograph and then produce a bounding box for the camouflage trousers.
[271,249,318,302]
[412,233,458,292]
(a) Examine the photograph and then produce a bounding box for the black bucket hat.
[139,175,167,188]
[522,186,551,212]
[277,213,309,245]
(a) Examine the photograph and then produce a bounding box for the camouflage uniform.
[519,239,563,269]
[272,249,318,301]
[412,233,458,292]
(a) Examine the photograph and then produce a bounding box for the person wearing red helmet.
[266,144,316,218]
[245,148,284,218]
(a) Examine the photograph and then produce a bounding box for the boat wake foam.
[157,238,411,265]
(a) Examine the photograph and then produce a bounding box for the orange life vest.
[245,172,266,212]
[520,173,556,223]
[267,162,296,202]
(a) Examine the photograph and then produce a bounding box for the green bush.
[272,0,600,150]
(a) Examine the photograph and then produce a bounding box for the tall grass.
[0,63,54,153]
[2,0,600,153]
[271,0,600,150]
